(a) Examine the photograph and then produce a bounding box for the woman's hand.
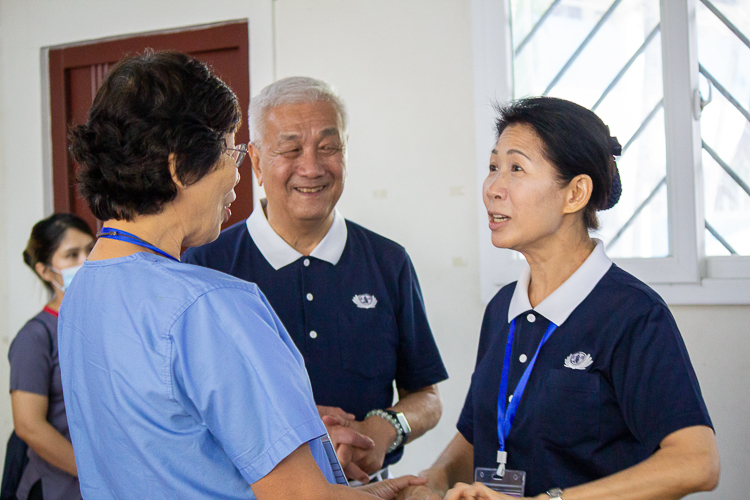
[358,475,428,500]
[444,482,523,500]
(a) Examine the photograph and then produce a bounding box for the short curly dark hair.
[69,50,242,221]
[495,97,619,230]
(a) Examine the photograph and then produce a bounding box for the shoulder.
[167,257,264,302]
[182,219,250,265]
[585,265,683,346]
[344,219,408,262]
[598,264,669,313]
[76,254,266,319]
[9,311,54,358]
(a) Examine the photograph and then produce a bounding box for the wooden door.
[48,21,251,232]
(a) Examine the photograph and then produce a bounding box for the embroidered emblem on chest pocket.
[564,351,593,370]
[352,294,377,309]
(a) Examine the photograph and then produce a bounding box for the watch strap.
[385,410,411,441]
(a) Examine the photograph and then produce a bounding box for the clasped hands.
[318,406,536,500]
[396,482,539,500]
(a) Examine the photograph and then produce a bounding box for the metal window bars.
[696,0,750,254]
[543,0,624,96]
[512,0,749,255]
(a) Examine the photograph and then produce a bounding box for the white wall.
[671,305,750,498]
[0,0,748,497]
[272,0,485,476]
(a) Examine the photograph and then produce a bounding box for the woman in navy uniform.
[401,97,719,500]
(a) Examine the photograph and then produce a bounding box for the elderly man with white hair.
[182,76,448,484]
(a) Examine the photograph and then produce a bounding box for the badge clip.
[496,450,507,478]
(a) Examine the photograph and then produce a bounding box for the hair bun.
[610,136,622,156]
[604,167,622,210]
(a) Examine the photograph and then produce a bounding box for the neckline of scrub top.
[245,199,348,270]
[507,238,613,326]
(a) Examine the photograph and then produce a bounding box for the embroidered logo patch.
[564,352,593,370]
[352,294,378,309]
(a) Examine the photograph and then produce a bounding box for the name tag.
[474,467,526,497]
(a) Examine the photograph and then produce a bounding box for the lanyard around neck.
[497,318,557,454]
[97,227,180,263]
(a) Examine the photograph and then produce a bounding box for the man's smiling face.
[251,100,347,229]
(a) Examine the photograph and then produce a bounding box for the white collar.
[507,239,613,326]
[246,200,348,270]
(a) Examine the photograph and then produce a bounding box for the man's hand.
[318,405,357,422]
[322,412,398,482]
[318,406,378,483]
[318,406,376,453]
[358,475,427,500]
[395,484,444,500]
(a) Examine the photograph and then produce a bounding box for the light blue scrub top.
[58,253,335,499]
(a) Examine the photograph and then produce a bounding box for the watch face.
[395,412,412,436]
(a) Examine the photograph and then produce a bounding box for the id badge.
[474,467,526,497]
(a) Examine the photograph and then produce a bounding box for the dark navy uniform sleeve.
[394,254,449,391]
[457,383,475,445]
[9,316,53,396]
[609,300,712,452]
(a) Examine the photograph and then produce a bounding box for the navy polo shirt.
[457,241,712,496]
[183,207,448,467]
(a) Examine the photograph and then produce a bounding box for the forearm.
[390,385,442,443]
[252,444,384,500]
[17,422,77,477]
[426,433,474,491]
[11,391,77,477]
[537,426,719,500]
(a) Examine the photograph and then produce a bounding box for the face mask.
[50,264,83,292]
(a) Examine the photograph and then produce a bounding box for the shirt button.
[309,330,318,339]
[303,258,310,267]
[527,313,536,323]
[306,293,313,301]
[519,354,528,363]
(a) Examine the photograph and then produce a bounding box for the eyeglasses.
[223,143,248,168]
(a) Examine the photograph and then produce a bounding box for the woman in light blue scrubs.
[57,51,420,500]
[401,97,720,500]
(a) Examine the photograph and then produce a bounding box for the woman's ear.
[563,174,593,215]
[35,262,54,284]
[249,143,263,187]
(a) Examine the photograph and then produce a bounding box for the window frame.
[471,0,750,305]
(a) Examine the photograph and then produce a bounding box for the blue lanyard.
[497,318,557,455]
[97,227,180,263]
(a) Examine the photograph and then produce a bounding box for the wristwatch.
[546,488,564,500]
[365,409,412,453]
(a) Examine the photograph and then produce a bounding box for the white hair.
[249,76,349,146]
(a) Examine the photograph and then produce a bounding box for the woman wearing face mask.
[8,213,94,500]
